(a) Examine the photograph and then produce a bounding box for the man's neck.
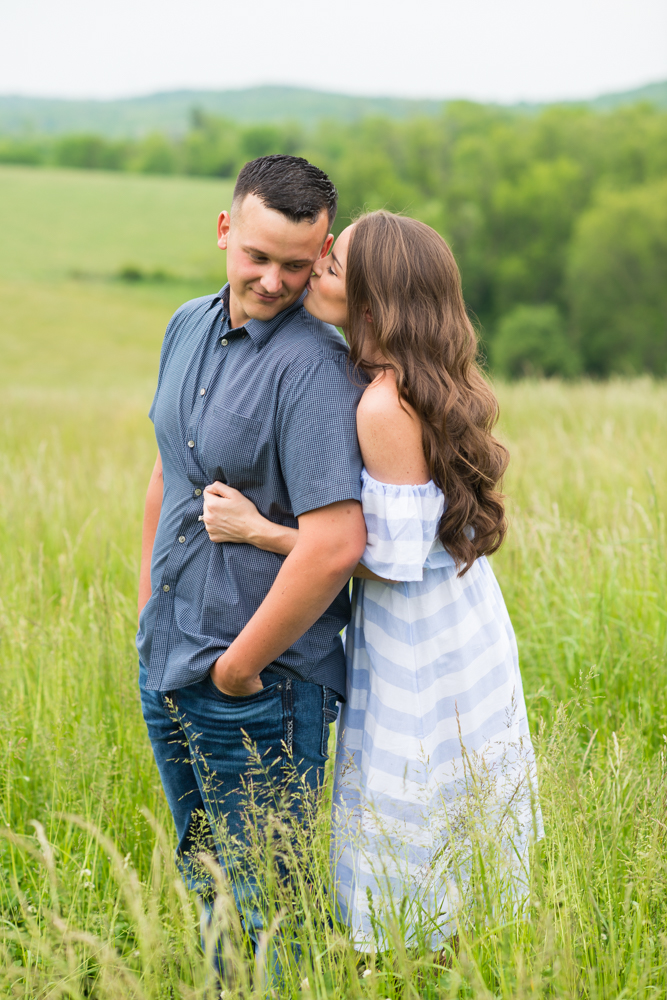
[228,288,250,331]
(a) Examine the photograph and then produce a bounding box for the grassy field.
[0,165,232,391]
[0,165,233,284]
[1,165,666,998]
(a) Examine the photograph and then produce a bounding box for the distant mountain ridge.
[0,81,665,137]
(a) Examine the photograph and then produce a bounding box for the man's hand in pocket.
[209,653,264,697]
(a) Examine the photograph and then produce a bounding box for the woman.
[201,212,542,948]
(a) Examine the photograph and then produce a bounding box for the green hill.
[515,79,667,114]
[1,80,665,138]
[0,86,444,137]
[588,79,667,111]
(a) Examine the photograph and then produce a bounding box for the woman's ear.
[364,309,373,323]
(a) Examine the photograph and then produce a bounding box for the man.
[137,155,366,962]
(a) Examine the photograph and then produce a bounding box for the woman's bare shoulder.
[357,372,431,485]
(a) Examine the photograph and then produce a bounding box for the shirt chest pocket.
[199,405,263,487]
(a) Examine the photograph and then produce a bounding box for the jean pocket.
[204,674,280,705]
[321,687,339,758]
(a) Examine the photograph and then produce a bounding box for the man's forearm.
[138,452,163,619]
[218,547,352,674]
[212,499,366,692]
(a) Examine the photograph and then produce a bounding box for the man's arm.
[138,451,163,620]
[210,498,366,696]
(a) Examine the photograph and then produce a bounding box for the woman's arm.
[202,483,395,582]
[353,564,396,582]
[202,482,298,555]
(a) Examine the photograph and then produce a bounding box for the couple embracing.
[137,154,541,970]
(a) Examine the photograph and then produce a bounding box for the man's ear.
[318,233,334,258]
[217,211,231,250]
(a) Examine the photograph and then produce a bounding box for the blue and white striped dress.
[331,470,542,948]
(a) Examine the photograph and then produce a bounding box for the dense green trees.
[2,101,665,375]
[567,182,667,375]
[302,104,667,375]
[491,305,581,378]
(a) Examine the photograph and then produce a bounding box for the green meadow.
[0,165,232,391]
[1,164,667,998]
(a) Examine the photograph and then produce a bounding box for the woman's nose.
[312,257,325,276]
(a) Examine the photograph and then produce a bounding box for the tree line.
[2,102,666,377]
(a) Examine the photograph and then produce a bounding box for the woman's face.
[303,224,354,327]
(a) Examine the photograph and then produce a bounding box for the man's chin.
[243,293,293,321]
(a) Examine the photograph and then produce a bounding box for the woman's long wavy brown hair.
[345,211,509,574]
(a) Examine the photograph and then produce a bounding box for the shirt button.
[194,488,202,497]
[178,535,186,543]
[187,440,195,448]
[162,584,170,592]
[200,388,206,396]
[220,338,228,346]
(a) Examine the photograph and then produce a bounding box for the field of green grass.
[0,165,232,391]
[1,165,666,999]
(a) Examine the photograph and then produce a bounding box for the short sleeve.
[276,358,364,517]
[360,472,445,581]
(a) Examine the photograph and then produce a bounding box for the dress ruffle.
[359,469,455,580]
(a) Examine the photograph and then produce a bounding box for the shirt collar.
[212,283,307,350]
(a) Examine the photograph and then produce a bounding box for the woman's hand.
[200,482,299,555]
[201,482,266,544]
[352,564,398,583]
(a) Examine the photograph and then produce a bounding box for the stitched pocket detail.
[321,686,339,758]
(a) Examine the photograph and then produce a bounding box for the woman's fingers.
[200,483,264,545]
[202,490,231,520]
[201,497,222,540]
[204,480,228,497]
[204,481,244,500]
[201,486,242,542]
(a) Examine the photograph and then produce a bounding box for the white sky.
[0,0,665,104]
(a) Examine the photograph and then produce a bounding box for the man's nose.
[260,266,282,295]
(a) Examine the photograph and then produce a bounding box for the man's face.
[218,194,333,327]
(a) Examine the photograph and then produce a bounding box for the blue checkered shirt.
[137,284,364,696]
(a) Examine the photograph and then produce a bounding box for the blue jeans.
[139,662,338,968]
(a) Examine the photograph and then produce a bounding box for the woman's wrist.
[248,517,297,556]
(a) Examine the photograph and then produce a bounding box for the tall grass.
[0,379,666,997]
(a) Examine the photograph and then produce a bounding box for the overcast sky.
[1,0,665,104]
